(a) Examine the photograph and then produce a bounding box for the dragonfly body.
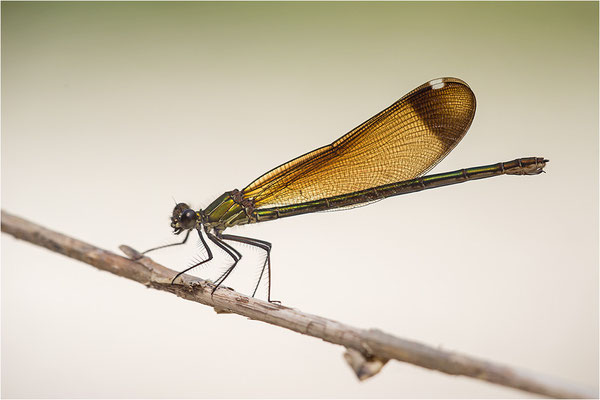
[252,157,546,223]
[200,157,547,231]
[142,78,548,302]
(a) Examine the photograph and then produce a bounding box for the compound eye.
[179,209,197,229]
[173,203,190,217]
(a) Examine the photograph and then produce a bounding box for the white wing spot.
[429,79,445,90]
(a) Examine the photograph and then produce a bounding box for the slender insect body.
[142,77,548,302]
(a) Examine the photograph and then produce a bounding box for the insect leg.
[139,229,192,258]
[220,234,276,303]
[207,233,242,296]
[171,229,212,284]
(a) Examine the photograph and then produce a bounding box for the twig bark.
[1,210,596,399]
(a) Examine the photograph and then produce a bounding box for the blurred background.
[2,2,598,398]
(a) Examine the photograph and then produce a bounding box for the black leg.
[139,229,191,258]
[220,234,277,303]
[171,229,212,284]
[207,233,242,296]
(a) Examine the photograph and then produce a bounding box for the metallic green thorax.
[203,192,251,230]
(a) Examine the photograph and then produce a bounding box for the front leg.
[171,229,212,284]
[138,229,192,259]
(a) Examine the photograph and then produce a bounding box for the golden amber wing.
[242,78,476,208]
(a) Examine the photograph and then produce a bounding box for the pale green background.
[2,2,598,398]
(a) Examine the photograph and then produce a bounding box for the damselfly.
[142,78,547,302]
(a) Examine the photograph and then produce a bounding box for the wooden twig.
[1,210,595,399]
